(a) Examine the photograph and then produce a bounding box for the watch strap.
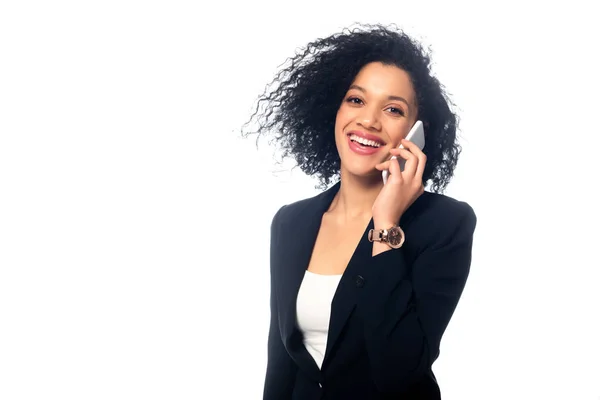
[368,227,387,242]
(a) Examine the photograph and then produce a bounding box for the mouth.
[346,131,386,155]
[347,131,386,148]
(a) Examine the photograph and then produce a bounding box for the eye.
[386,106,405,116]
[346,96,363,105]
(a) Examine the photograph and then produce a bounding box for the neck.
[328,169,383,221]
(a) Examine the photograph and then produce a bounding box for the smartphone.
[382,120,425,184]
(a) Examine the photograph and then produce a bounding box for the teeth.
[349,134,381,148]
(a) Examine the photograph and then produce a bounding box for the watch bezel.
[386,226,405,248]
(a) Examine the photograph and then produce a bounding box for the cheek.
[334,108,345,133]
[334,109,350,147]
[335,106,353,129]
[387,120,412,142]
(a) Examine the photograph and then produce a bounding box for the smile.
[348,134,383,148]
[346,132,385,155]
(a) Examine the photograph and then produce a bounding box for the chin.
[341,165,381,182]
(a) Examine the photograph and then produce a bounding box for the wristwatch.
[368,225,405,249]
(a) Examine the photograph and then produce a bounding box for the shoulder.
[271,188,331,226]
[418,191,476,226]
[405,191,477,248]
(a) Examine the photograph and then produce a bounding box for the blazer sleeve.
[263,206,297,399]
[355,202,477,393]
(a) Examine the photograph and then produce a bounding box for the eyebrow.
[349,84,410,108]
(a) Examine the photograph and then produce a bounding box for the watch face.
[388,227,403,247]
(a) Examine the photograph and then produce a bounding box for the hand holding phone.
[382,120,425,184]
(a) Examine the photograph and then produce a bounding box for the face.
[334,62,417,180]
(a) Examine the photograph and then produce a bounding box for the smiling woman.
[242,23,477,400]
[335,63,417,175]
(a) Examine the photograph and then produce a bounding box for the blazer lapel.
[322,217,374,366]
[277,181,341,381]
[322,195,424,367]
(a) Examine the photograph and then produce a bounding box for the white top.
[296,270,342,369]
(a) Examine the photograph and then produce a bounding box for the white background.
[1,1,599,399]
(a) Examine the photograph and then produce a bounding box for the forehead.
[351,62,415,103]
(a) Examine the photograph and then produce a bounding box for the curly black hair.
[242,23,460,193]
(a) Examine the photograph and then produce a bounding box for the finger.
[391,147,418,177]
[388,148,413,158]
[387,152,404,183]
[400,140,427,179]
[415,152,427,180]
[399,139,424,156]
[375,153,400,169]
[399,140,423,177]
[375,160,392,170]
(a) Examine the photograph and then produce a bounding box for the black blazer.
[264,181,477,400]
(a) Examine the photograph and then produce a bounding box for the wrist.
[373,219,400,229]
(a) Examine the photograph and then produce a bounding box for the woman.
[243,24,477,399]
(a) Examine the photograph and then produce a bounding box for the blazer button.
[355,275,365,288]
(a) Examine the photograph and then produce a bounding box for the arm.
[357,203,477,393]
[263,206,296,399]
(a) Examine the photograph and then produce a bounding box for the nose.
[357,107,381,131]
